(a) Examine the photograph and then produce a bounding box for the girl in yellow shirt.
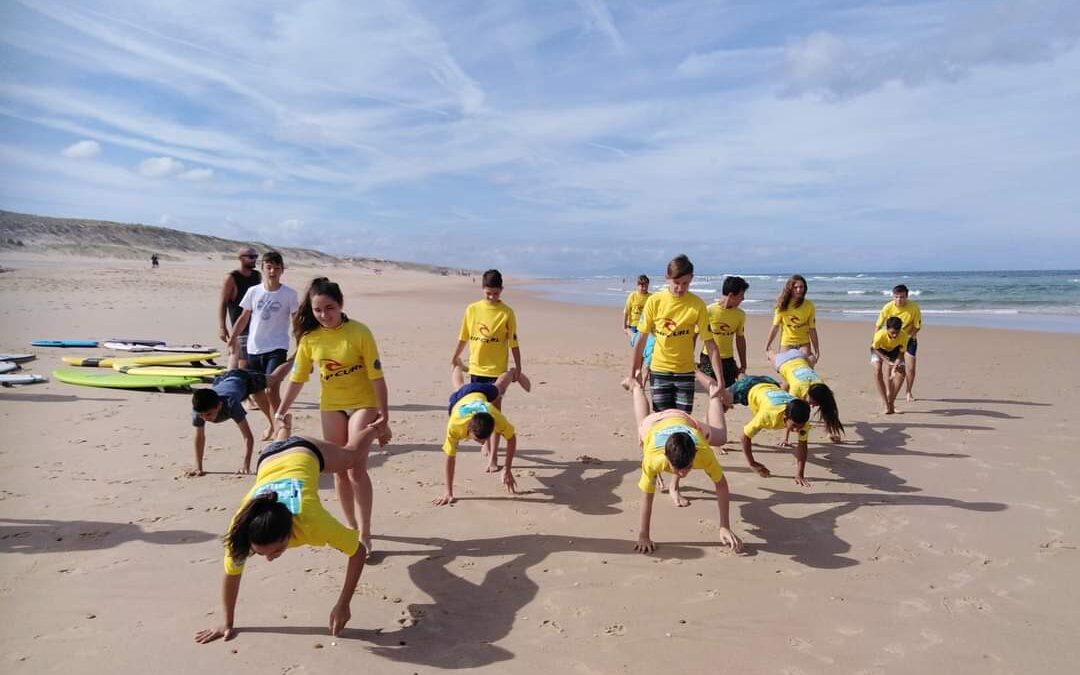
[771,348,845,443]
[276,278,389,556]
[764,274,820,364]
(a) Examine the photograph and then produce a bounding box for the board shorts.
[469,374,498,385]
[906,338,918,357]
[628,326,640,348]
[246,348,287,375]
[447,383,500,414]
[870,347,903,364]
[727,375,779,407]
[642,334,655,368]
[216,369,267,398]
[234,334,250,362]
[257,435,325,471]
[697,354,739,388]
[650,371,696,413]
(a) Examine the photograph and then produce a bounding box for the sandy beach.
[1,252,1078,674]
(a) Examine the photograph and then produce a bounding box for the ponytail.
[807,383,844,439]
[294,277,347,342]
[224,492,293,566]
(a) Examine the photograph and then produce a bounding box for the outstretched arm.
[712,476,743,552]
[634,491,657,553]
[809,327,821,364]
[742,434,770,478]
[449,339,467,367]
[794,440,810,487]
[763,324,779,354]
[735,335,747,375]
[433,454,457,506]
[328,549,365,636]
[194,573,242,644]
[502,435,518,494]
[275,379,304,418]
[235,419,255,474]
[228,310,252,350]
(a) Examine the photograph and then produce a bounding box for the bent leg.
[322,411,357,529]
[347,408,380,553]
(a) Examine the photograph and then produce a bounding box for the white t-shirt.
[239,283,300,354]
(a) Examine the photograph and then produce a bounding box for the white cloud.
[178,167,214,181]
[61,139,102,158]
[280,218,304,233]
[138,156,184,177]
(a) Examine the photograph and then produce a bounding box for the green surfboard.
[53,368,200,389]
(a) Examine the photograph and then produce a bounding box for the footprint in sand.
[603,624,626,636]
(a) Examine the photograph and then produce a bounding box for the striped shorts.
[650,371,696,413]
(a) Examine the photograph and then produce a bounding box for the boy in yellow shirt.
[450,269,528,471]
[698,275,749,389]
[628,378,742,554]
[725,375,813,487]
[877,284,922,401]
[623,274,651,346]
[871,317,909,414]
[433,362,529,506]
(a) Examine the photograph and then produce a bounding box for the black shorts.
[216,369,267,398]
[257,436,324,471]
[698,354,738,387]
[906,338,918,357]
[650,371,696,413]
[469,374,498,384]
[447,383,499,414]
[246,349,287,375]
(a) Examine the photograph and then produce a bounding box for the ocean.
[522,270,1080,334]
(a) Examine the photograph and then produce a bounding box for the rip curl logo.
[478,323,492,337]
[713,321,734,336]
[787,316,806,327]
[320,359,363,381]
[655,317,690,338]
[470,321,502,344]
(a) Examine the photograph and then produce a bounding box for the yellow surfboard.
[115,365,226,377]
[63,352,220,368]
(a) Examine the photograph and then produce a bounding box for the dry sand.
[1,253,1078,674]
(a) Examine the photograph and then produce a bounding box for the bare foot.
[885,407,895,415]
[236,465,251,475]
[905,393,916,402]
[779,441,794,448]
[516,371,532,392]
[260,426,274,441]
[484,463,501,473]
[654,474,666,492]
[751,462,771,478]
[185,468,206,478]
[361,534,373,559]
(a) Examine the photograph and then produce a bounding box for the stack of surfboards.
[0,353,46,387]
[54,349,223,390]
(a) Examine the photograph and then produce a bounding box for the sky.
[1,0,1078,275]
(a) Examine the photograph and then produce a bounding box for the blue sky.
[1,0,1078,275]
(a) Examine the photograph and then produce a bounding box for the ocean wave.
[846,290,868,295]
[812,275,876,281]
[689,286,716,293]
[880,289,922,296]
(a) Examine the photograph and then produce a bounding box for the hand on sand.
[794,475,812,488]
[194,625,236,644]
[717,527,744,553]
[185,468,206,478]
[329,602,351,637]
[432,493,456,506]
[750,461,771,478]
[634,535,656,554]
[670,490,690,507]
[778,441,794,448]
[236,464,251,475]
[503,470,518,494]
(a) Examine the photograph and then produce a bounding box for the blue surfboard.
[31,340,100,348]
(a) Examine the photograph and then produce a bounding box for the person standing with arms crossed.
[218,247,261,370]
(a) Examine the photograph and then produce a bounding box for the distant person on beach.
[769,348,845,444]
[150,253,159,269]
[871,317,909,414]
[623,274,651,346]
[726,375,813,487]
[628,377,742,554]
[218,247,261,370]
[628,254,722,413]
[877,284,922,401]
[194,415,373,644]
[275,277,390,557]
[450,269,526,472]
[764,274,820,365]
[699,275,749,391]
[432,361,530,506]
[190,365,291,476]
[227,251,300,438]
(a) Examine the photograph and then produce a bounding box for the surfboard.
[31,340,99,348]
[102,341,156,352]
[152,344,218,353]
[63,352,220,368]
[106,338,166,346]
[0,353,35,363]
[115,365,225,377]
[0,373,48,387]
[53,368,199,389]
[0,362,17,374]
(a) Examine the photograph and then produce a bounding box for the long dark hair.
[294,277,347,341]
[807,383,844,438]
[776,274,808,311]
[224,492,293,566]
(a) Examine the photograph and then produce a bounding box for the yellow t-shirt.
[743,383,809,442]
[224,449,359,575]
[290,319,384,411]
[459,300,519,377]
[701,303,746,359]
[638,414,724,493]
[876,301,922,337]
[872,328,909,353]
[772,300,816,347]
[778,357,823,399]
[639,290,711,373]
[443,392,516,456]
[624,291,650,328]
